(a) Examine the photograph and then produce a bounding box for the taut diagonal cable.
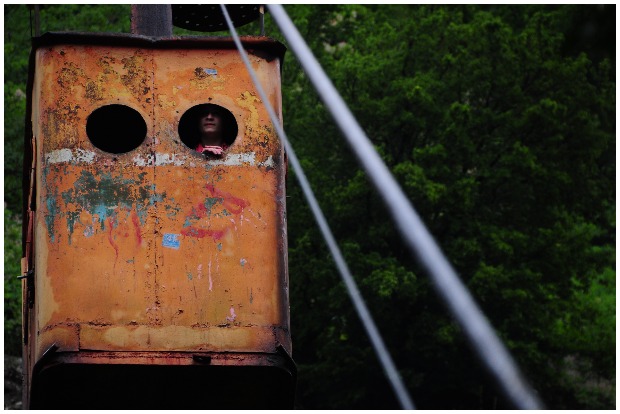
[267,4,543,410]
[220,5,416,410]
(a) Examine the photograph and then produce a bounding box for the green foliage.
[281,4,614,409]
[4,208,23,355]
[4,82,27,213]
[35,4,131,34]
[3,4,615,409]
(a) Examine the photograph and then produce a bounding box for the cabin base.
[27,350,297,409]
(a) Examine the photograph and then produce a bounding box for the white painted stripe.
[154,152,186,166]
[131,154,150,167]
[259,155,275,168]
[45,148,74,164]
[46,149,270,168]
[75,149,96,163]
[211,152,256,166]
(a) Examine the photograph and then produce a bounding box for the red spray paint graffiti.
[181,184,249,241]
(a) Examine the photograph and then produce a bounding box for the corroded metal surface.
[24,34,291,407]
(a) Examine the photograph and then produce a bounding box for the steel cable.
[221,5,416,410]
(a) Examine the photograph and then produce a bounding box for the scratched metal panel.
[138,48,288,353]
[32,42,289,361]
[33,44,157,360]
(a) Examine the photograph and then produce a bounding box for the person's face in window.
[199,111,223,136]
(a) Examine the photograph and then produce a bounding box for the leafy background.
[4,4,615,409]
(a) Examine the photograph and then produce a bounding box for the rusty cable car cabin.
[21,8,294,409]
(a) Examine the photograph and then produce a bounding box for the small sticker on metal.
[163,233,181,249]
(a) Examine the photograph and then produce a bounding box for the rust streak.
[107,216,119,260]
[131,210,143,246]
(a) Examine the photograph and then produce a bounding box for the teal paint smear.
[58,169,154,241]
[65,211,80,245]
[204,197,222,216]
[43,164,63,242]
[45,196,58,243]
[93,204,110,230]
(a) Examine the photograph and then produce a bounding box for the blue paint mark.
[240,258,247,267]
[205,68,217,76]
[93,204,110,230]
[217,243,222,251]
[163,233,181,249]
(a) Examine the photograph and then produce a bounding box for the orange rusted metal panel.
[23,33,293,409]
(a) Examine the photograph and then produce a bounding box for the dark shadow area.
[86,104,147,154]
[29,362,295,409]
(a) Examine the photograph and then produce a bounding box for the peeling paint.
[45,195,59,243]
[154,153,186,166]
[131,154,153,167]
[260,155,275,168]
[131,151,265,167]
[46,148,73,164]
[47,148,98,164]
[54,170,151,243]
[211,152,256,166]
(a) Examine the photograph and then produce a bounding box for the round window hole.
[86,104,147,154]
[178,103,238,153]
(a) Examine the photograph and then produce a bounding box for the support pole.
[34,5,40,37]
[259,5,265,36]
[131,4,173,37]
